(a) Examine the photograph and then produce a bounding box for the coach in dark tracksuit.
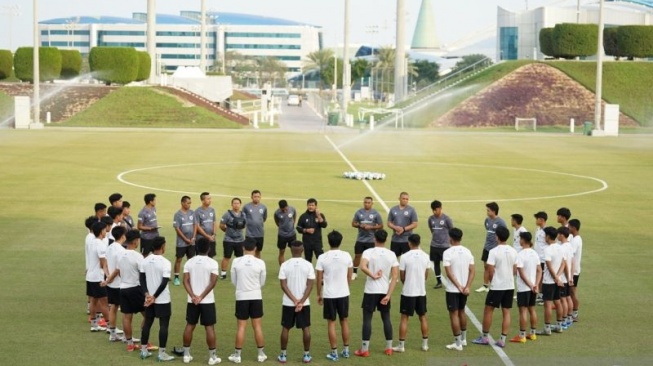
[296,198,328,262]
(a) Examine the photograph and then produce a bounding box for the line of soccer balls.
[343,171,386,180]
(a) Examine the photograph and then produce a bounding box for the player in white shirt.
[538,227,566,336]
[568,219,583,322]
[472,226,518,348]
[278,241,316,364]
[509,232,542,343]
[105,226,127,341]
[103,230,145,352]
[557,226,574,329]
[316,231,353,361]
[229,238,267,363]
[391,234,432,353]
[354,229,399,357]
[443,228,475,351]
[510,214,528,252]
[86,221,110,332]
[181,237,221,365]
[532,211,548,305]
[140,236,175,362]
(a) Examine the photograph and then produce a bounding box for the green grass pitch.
[0,128,652,365]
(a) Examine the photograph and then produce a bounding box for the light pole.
[342,0,351,124]
[593,0,605,132]
[33,0,40,125]
[332,53,338,102]
[394,0,407,103]
[1,4,20,51]
[200,0,207,72]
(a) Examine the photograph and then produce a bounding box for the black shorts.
[446,292,468,312]
[361,293,391,313]
[430,247,447,263]
[541,283,560,301]
[323,297,349,321]
[517,291,536,307]
[145,302,172,319]
[573,274,580,287]
[281,305,311,329]
[390,241,409,258]
[176,245,196,259]
[354,241,374,255]
[400,295,427,316]
[248,237,264,252]
[277,235,296,250]
[86,281,107,299]
[485,289,514,309]
[186,303,217,326]
[120,286,145,314]
[223,241,244,258]
[481,249,490,262]
[107,287,121,305]
[207,240,217,258]
[141,238,154,256]
[235,300,264,320]
[560,283,570,297]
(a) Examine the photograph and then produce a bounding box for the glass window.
[226,44,300,50]
[499,27,518,60]
[226,32,301,39]
[98,42,146,47]
[98,31,146,36]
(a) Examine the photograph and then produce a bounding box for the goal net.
[515,117,537,131]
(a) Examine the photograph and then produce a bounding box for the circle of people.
[84,191,583,364]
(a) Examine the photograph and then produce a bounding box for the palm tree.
[373,46,395,95]
[303,49,334,90]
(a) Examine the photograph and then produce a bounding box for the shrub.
[13,47,62,82]
[60,49,82,79]
[617,25,653,59]
[552,23,598,58]
[0,50,12,79]
[539,28,555,57]
[603,27,623,59]
[89,47,139,85]
[135,51,151,82]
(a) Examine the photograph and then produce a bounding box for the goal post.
[515,117,537,131]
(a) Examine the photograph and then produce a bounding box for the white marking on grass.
[323,135,390,213]
[116,160,608,204]
[325,134,516,366]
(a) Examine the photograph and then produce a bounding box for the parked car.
[287,94,301,106]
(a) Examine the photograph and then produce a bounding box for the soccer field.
[0,128,652,365]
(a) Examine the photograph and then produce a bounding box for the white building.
[39,11,322,76]
[497,0,653,60]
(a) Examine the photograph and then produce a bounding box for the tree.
[552,23,598,59]
[413,59,439,88]
[451,54,490,74]
[539,28,555,57]
[89,47,139,85]
[0,50,12,80]
[59,49,82,80]
[13,47,62,83]
[617,25,653,59]
[321,57,343,88]
[255,56,287,88]
[350,58,369,87]
[135,51,151,82]
[373,46,396,94]
[303,49,334,90]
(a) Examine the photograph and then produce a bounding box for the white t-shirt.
[85,236,107,282]
[399,248,432,297]
[570,235,582,275]
[543,243,564,284]
[84,232,94,271]
[487,244,518,291]
[140,254,172,304]
[559,242,573,284]
[315,249,353,299]
[118,250,144,289]
[516,248,540,292]
[362,247,399,294]
[534,227,547,262]
[105,242,126,288]
[512,226,528,252]
[443,245,475,293]
[183,255,219,304]
[231,255,266,301]
[279,257,316,306]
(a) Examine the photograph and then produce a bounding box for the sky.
[0,0,583,52]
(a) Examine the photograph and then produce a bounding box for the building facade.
[497,0,653,60]
[39,11,322,76]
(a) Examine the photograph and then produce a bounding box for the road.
[276,98,352,133]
